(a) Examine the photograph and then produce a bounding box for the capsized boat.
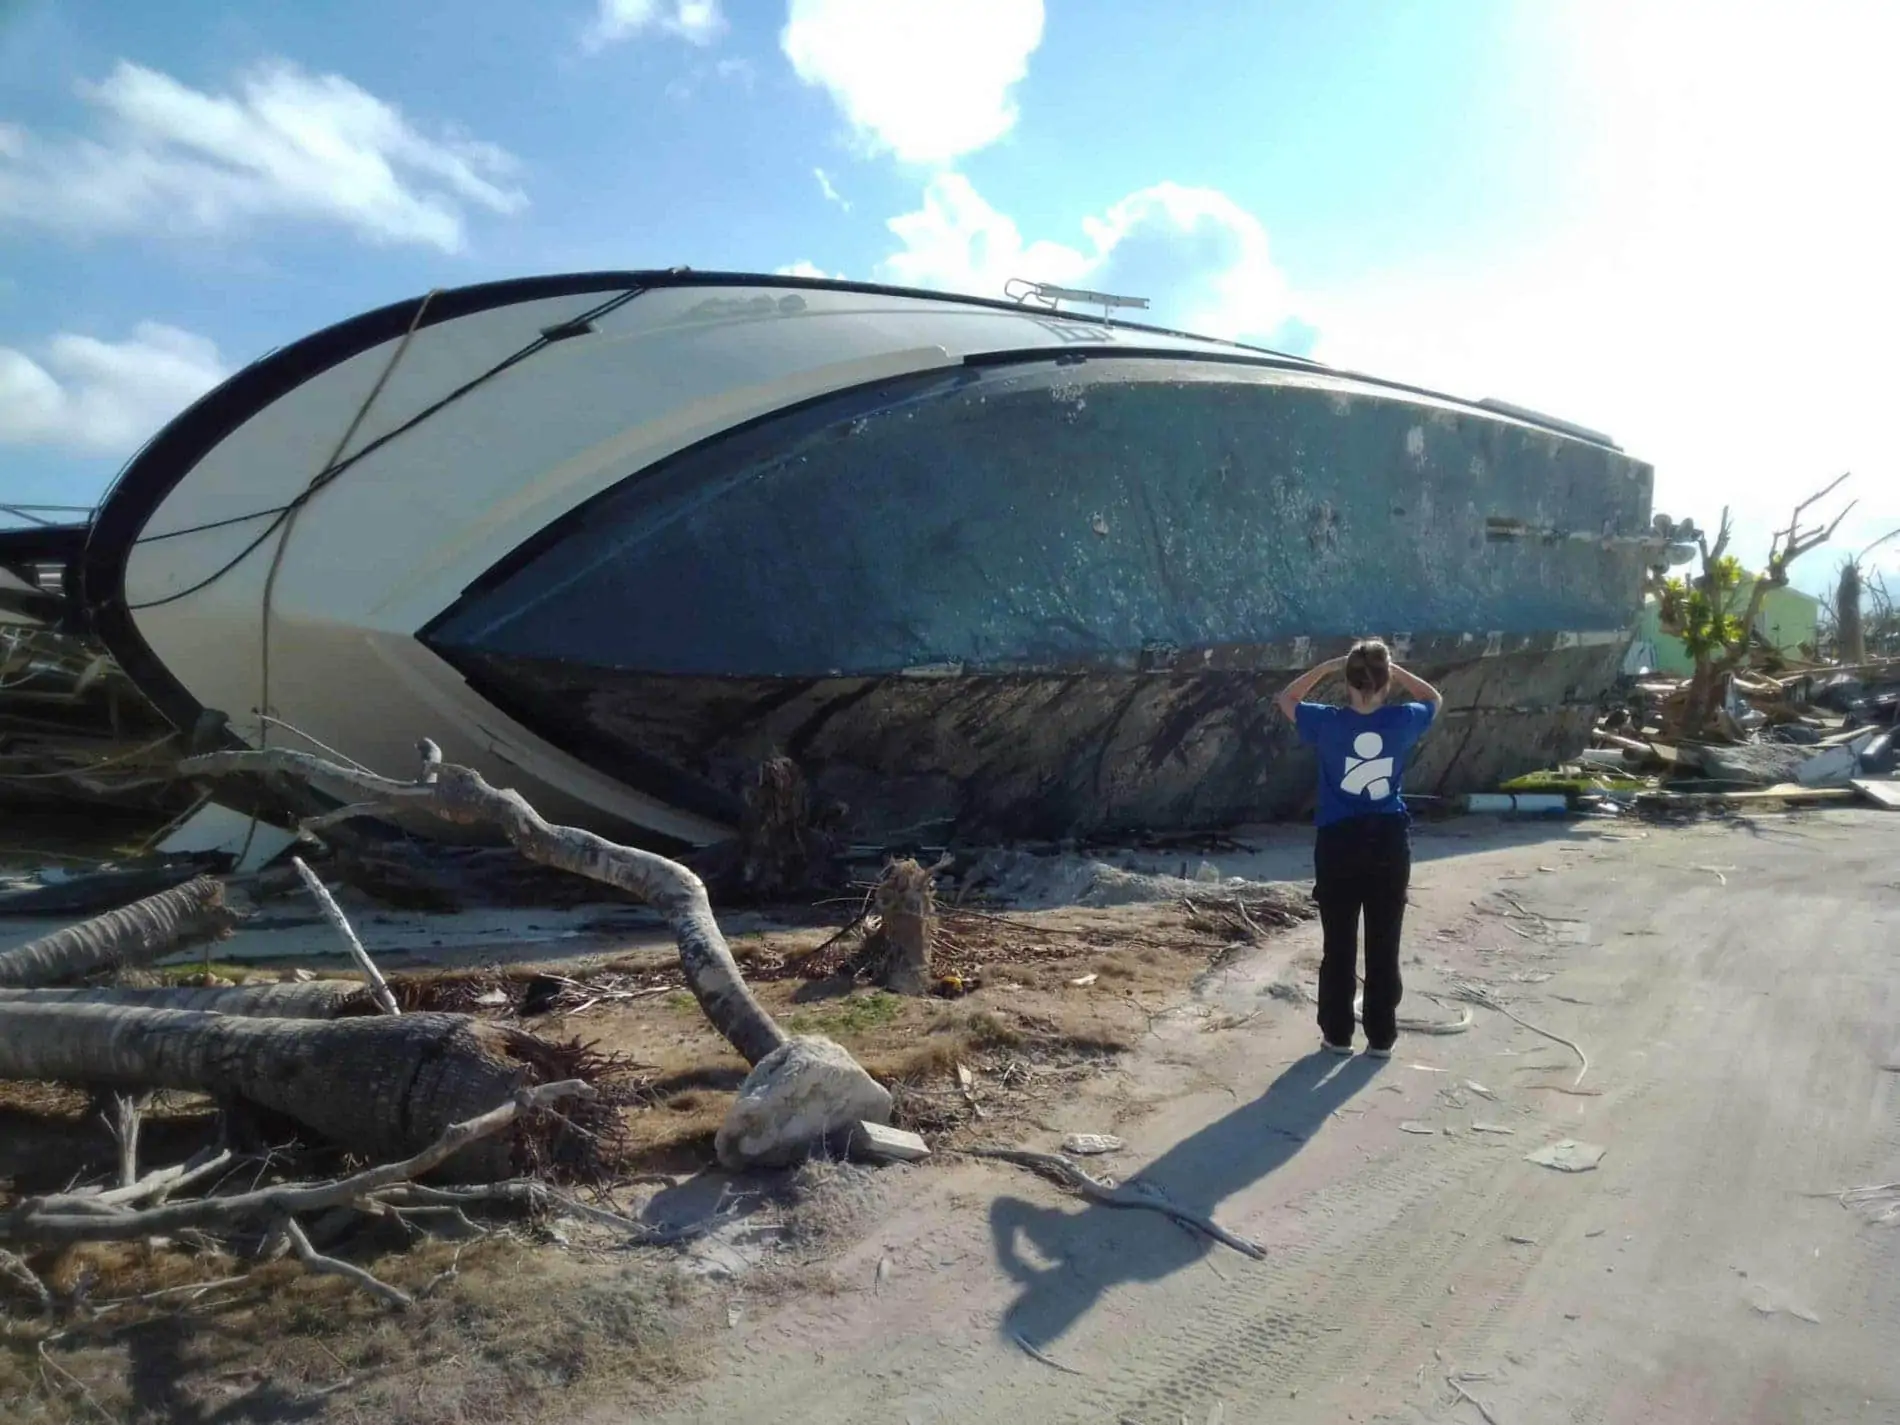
[69,269,1661,848]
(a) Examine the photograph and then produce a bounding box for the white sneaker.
[1322,1038,1353,1055]
[1365,1044,1394,1060]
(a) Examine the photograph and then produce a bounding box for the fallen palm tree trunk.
[0,1002,603,1180]
[179,740,901,1171]
[180,741,787,1066]
[0,874,239,988]
[0,980,361,1017]
[0,862,204,919]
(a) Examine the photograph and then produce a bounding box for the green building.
[1624,577,1821,677]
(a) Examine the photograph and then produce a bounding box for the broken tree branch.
[0,875,240,988]
[180,741,787,1066]
[1,1079,596,1247]
[1448,1373,1506,1425]
[291,856,398,1015]
[0,1246,51,1310]
[106,1092,147,1189]
[282,1216,413,1310]
[966,1145,1267,1260]
[92,1146,235,1210]
[1445,983,1589,1086]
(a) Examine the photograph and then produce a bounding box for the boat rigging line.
[121,284,648,611]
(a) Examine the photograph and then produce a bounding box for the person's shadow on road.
[990,1050,1383,1351]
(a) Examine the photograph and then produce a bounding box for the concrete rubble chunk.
[1526,1139,1606,1173]
[715,1034,893,1170]
[851,1121,930,1163]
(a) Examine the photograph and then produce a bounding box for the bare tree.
[1838,558,1865,664]
[1868,569,1900,659]
[1835,528,1900,667]
[1652,475,1857,739]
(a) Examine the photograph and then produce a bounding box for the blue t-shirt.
[1293,700,1437,827]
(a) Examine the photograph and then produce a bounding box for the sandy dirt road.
[632,810,1900,1425]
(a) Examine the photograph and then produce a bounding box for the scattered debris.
[1011,1330,1087,1376]
[850,1121,930,1163]
[1747,1286,1823,1324]
[1401,1122,1437,1136]
[1471,1122,1515,1135]
[1061,1133,1126,1156]
[1805,1178,1900,1225]
[1854,778,1900,811]
[1447,1371,1507,1425]
[1526,1140,1608,1173]
[1445,980,1590,1087]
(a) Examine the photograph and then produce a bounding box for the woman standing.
[1273,639,1442,1058]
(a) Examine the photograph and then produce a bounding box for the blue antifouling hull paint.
[426,355,1653,841]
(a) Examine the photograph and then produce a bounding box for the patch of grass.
[961,1009,1025,1049]
[664,991,697,1012]
[786,990,901,1038]
[863,1032,968,1083]
[136,961,272,986]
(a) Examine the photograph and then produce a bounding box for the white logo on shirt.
[1340,730,1395,800]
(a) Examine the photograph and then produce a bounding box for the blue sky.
[3,0,1895,595]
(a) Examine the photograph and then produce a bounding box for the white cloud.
[0,323,230,455]
[879,173,1295,341]
[0,60,524,253]
[1304,0,1900,587]
[585,0,726,48]
[775,260,843,279]
[781,0,1044,165]
[814,166,849,211]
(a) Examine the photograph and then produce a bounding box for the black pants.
[1313,813,1411,1048]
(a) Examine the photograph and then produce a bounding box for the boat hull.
[72,270,1657,848]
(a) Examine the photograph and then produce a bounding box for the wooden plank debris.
[1852,779,1900,811]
